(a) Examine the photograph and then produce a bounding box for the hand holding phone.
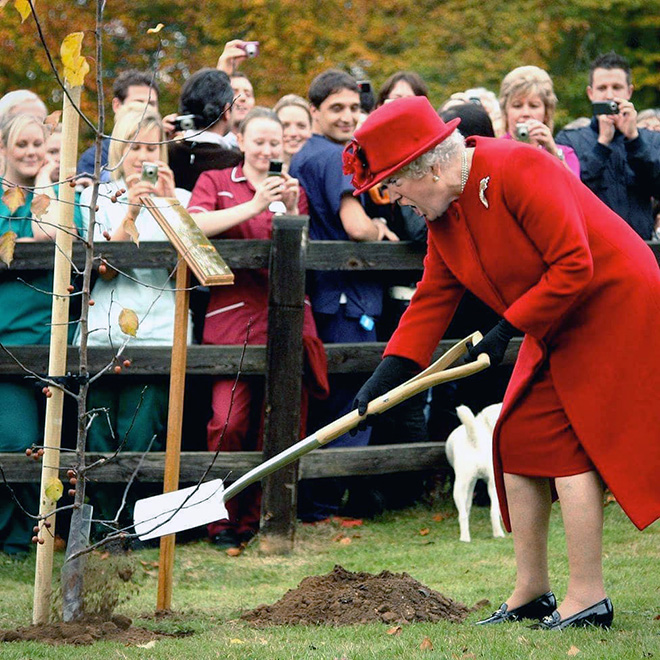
[592,100,619,116]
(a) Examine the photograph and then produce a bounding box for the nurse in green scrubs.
[0,112,71,556]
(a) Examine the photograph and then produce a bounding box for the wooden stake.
[33,85,82,624]
[156,259,190,611]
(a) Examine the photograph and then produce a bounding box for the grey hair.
[397,129,465,180]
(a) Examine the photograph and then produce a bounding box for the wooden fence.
[1,229,658,538]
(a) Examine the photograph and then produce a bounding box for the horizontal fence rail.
[0,443,449,484]
[4,239,658,272]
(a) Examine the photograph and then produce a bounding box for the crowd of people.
[1,43,659,557]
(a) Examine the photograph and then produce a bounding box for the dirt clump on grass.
[241,564,470,626]
[0,614,169,646]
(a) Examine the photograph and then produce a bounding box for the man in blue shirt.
[556,52,660,239]
[291,69,399,520]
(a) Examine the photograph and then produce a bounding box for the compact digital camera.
[357,80,372,94]
[172,114,198,131]
[141,162,159,185]
[515,123,530,142]
[267,159,284,176]
[592,100,619,115]
[242,41,260,57]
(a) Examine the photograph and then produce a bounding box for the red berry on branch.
[68,489,76,497]
[103,230,111,240]
[99,263,107,275]
[114,365,122,374]
[25,448,32,457]
[38,538,45,545]
[32,536,39,544]
[89,299,95,306]
[123,359,131,368]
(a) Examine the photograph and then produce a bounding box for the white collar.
[183,129,231,147]
[230,166,246,183]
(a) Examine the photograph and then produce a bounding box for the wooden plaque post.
[143,199,232,611]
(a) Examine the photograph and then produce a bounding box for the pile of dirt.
[0,615,165,646]
[242,564,471,626]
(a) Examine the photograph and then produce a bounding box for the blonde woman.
[0,113,56,555]
[77,104,191,534]
[499,66,579,176]
[273,94,313,167]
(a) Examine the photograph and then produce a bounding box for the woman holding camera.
[188,107,328,550]
[499,66,580,177]
[77,104,191,535]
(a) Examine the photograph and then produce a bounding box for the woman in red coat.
[344,96,660,630]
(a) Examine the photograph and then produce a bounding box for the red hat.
[343,96,461,196]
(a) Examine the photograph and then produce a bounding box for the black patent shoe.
[476,591,557,625]
[530,597,613,630]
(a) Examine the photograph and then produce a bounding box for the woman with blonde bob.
[499,65,579,176]
[273,94,313,166]
[343,96,659,631]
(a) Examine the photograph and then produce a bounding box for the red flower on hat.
[342,140,371,188]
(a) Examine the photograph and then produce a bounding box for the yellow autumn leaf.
[136,640,157,649]
[147,23,164,34]
[31,193,51,219]
[44,110,62,130]
[60,32,90,88]
[118,308,139,337]
[2,186,26,214]
[420,636,434,651]
[567,646,581,657]
[15,0,32,22]
[0,231,17,267]
[121,216,140,246]
[45,477,64,502]
[229,639,245,645]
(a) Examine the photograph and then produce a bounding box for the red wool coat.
[386,137,660,531]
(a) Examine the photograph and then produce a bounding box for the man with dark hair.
[290,68,399,521]
[168,68,241,191]
[556,51,660,239]
[224,72,256,149]
[76,70,159,182]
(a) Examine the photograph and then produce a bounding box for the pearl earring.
[433,175,440,182]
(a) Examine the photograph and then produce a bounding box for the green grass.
[0,499,658,659]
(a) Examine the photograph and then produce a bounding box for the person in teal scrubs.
[0,112,80,556]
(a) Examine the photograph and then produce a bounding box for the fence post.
[259,215,308,554]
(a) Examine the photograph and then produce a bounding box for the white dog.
[445,403,505,542]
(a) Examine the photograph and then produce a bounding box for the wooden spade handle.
[314,350,490,447]
[221,333,488,503]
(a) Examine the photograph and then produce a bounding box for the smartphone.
[515,123,530,143]
[242,41,260,57]
[141,162,159,185]
[267,159,284,176]
[592,100,619,115]
[358,80,372,94]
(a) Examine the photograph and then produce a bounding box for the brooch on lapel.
[479,176,490,209]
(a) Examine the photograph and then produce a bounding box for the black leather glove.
[467,318,518,367]
[353,355,420,417]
